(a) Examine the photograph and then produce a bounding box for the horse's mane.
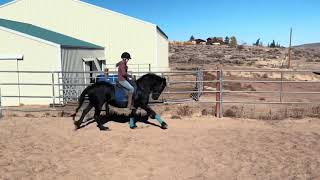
[137,73,163,83]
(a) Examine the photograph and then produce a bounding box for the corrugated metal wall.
[61,48,105,103]
[0,0,168,69]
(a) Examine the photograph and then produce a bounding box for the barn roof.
[0,18,104,49]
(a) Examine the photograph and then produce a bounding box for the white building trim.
[0,0,21,8]
[0,54,23,60]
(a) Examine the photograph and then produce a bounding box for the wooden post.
[215,70,220,117]
[0,88,2,119]
[288,28,292,69]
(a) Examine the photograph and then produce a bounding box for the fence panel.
[0,69,320,118]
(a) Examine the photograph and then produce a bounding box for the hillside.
[169,44,320,70]
[295,43,320,49]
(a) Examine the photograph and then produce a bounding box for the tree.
[230,36,238,48]
[255,38,260,46]
[270,40,276,48]
[224,36,230,44]
[189,35,195,42]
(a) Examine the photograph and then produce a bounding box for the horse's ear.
[162,77,166,83]
[162,77,167,86]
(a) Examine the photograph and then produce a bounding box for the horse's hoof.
[130,125,137,129]
[161,122,168,129]
[98,126,109,131]
[74,122,81,130]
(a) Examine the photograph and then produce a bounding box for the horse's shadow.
[78,111,161,130]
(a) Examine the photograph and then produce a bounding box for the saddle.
[115,80,136,104]
[96,74,136,104]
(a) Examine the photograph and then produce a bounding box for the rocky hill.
[169,44,320,70]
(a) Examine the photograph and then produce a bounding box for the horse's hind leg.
[104,103,109,117]
[74,103,93,130]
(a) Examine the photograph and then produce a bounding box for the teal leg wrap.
[130,117,135,128]
[155,114,164,124]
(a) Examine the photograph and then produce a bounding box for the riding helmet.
[121,52,131,59]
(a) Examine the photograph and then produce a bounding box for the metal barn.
[0,19,105,106]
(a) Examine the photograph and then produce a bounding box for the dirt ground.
[1,114,320,180]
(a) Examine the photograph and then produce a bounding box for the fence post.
[280,71,283,102]
[215,69,221,118]
[148,64,151,72]
[219,69,224,118]
[0,88,2,119]
[51,72,55,108]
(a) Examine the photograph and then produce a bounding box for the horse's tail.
[71,85,91,120]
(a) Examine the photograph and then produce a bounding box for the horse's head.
[137,73,167,100]
[151,77,167,100]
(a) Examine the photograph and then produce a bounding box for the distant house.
[207,37,224,45]
[193,39,206,45]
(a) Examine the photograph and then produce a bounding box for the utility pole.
[288,28,292,69]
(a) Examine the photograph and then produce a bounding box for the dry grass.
[222,105,320,120]
[177,105,193,117]
[24,113,36,118]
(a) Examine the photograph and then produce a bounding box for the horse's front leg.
[129,109,137,129]
[140,104,168,129]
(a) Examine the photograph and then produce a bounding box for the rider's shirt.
[117,60,128,81]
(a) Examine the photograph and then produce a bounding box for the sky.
[1,0,319,46]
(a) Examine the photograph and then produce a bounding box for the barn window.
[82,57,106,83]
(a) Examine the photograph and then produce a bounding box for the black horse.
[71,73,168,131]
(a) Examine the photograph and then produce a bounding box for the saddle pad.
[114,84,128,103]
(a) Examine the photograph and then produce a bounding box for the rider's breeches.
[119,80,134,93]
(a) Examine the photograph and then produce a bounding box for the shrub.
[201,108,214,116]
[224,108,237,117]
[224,106,242,117]
[171,115,181,119]
[290,108,305,119]
[201,109,209,116]
[262,73,269,78]
[259,97,266,101]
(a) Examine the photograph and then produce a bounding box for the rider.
[116,52,135,109]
